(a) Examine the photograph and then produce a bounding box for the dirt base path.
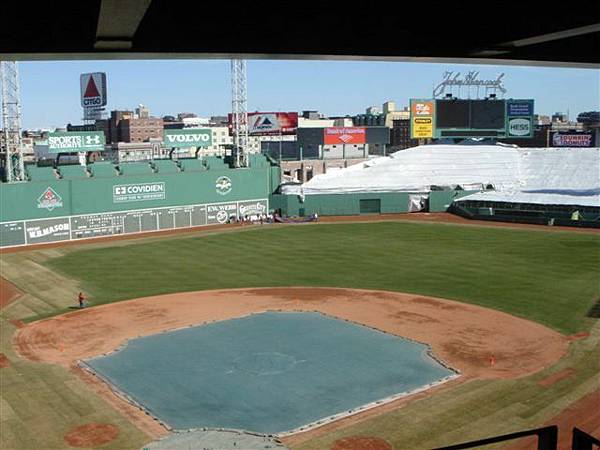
[14,287,568,378]
[13,288,569,439]
[0,276,22,309]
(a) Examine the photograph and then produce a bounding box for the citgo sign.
[163,129,212,148]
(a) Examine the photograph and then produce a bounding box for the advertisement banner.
[47,131,105,153]
[228,112,298,136]
[206,203,238,224]
[506,100,534,117]
[410,99,435,139]
[113,183,166,203]
[411,100,434,116]
[163,129,212,148]
[80,72,107,108]
[412,117,434,138]
[323,127,366,145]
[551,132,594,147]
[507,117,532,137]
[25,218,71,245]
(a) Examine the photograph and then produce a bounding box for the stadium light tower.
[1,61,25,182]
[231,59,249,167]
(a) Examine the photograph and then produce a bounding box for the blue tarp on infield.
[85,311,454,434]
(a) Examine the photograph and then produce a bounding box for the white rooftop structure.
[281,144,600,208]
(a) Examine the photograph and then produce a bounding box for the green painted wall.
[270,192,415,216]
[429,190,478,212]
[1,158,280,223]
[271,190,478,216]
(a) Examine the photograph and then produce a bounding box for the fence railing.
[433,426,599,450]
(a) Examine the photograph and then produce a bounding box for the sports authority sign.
[47,132,106,153]
[113,183,166,203]
[324,127,366,145]
[80,73,107,108]
[163,129,212,148]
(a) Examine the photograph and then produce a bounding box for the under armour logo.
[85,135,101,145]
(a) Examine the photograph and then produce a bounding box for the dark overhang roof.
[1,0,598,67]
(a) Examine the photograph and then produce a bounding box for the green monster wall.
[0,156,280,247]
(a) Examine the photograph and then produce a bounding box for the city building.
[354,101,410,128]
[97,110,163,143]
[177,112,197,120]
[263,126,390,182]
[135,104,150,119]
[390,119,420,151]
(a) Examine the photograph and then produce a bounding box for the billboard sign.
[410,99,435,139]
[323,127,366,144]
[551,132,594,147]
[228,112,298,136]
[113,183,166,203]
[47,131,105,153]
[80,73,107,108]
[507,100,534,117]
[507,117,532,137]
[163,129,212,148]
[505,99,534,138]
[433,71,506,98]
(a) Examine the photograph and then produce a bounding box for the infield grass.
[36,221,600,334]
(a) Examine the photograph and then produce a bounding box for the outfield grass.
[44,221,600,334]
[1,220,599,450]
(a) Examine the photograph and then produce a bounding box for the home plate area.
[82,311,456,448]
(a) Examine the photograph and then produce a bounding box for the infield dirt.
[13,287,570,440]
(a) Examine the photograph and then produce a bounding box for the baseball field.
[1,216,599,449]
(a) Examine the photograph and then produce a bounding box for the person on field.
[78,292,86,309]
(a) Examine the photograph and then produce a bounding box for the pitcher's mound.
[331,436,393,450]
[64,423,119,448]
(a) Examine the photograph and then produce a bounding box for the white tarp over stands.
[280,145,600,208]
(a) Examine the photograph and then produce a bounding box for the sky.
[18,59,600,130]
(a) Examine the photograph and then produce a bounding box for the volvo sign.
[163,129,213,148]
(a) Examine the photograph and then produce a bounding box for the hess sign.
[80,73,107,108]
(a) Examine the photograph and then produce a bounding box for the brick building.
[390,119,419,150]
[97,110,163,144]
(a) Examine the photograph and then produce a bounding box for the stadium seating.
[57,165,88,180]
[88,162,119,178]
[25,166,59,181]
[152,159,181,174]
[178,158,206,172]
[117,161,154,175]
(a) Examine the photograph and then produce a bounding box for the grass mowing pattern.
[46,222,600,334]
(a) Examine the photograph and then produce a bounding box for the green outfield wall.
[0,156,280,248]
[271,190,478,217]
